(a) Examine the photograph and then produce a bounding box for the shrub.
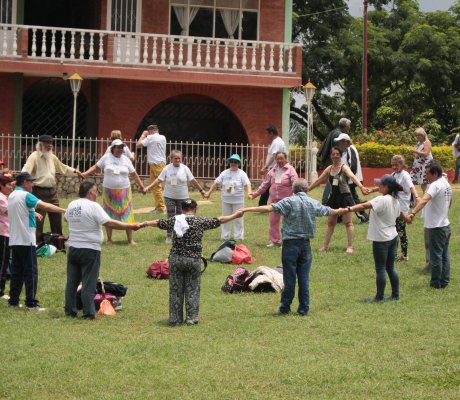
[291,143,455,170]
[355,143,454,169]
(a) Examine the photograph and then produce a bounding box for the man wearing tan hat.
[136,124,166,213]
[22,135,84,240]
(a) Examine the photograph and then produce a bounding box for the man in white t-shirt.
[64,181,142,319]
[408,162,452,289]
[136,124,167,213]
[8,172,66,311]
[259,125,287,206]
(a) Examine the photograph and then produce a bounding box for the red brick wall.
[142,0,169,34]
[259,0,285,42]
[0,73,16,134]
[97,80,283,145]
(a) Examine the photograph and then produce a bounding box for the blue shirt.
[272,192,333,240]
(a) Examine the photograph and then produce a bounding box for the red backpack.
[146,260,170,279]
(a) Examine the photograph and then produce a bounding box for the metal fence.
[0,134,310,181]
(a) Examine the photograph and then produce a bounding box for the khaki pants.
[150,162,165,211]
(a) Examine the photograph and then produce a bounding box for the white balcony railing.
[0,23,301,74]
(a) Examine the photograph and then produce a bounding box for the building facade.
[0,0,302,149]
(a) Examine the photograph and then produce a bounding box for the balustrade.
[0,23,300,75]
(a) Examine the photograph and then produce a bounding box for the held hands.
[247,193,253,200]
[76,171,85,179]
[360,186,371,195]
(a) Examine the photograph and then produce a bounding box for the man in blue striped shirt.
[242,179,342,316]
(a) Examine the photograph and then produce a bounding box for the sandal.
[345,246,354,254]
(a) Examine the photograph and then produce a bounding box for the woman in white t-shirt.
[82,139,145,245]
[205,154,252,240]
[345,174,410,303]
[144,150,205,243]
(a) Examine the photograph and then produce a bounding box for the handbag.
[146,260,170,279]
[210,240,236,263]
[231,244,253,264]
[98,278,116,316]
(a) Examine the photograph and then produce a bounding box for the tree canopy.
[293,0,460,144]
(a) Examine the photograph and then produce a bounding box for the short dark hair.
[181,199,197,211]
[266,125,278,135]
[427,160,443,177]
[79,181,96,198]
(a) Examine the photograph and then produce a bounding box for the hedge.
[290,143,455,169]
[355,143,454,169]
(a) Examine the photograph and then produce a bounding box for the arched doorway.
[22,78,88,138]
[135,94,248,144]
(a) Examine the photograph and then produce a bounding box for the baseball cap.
[15,172,36,186]
[334,133,351,142]
[111,139,124,147]
[374,174,398,190]
[227,154,241,164]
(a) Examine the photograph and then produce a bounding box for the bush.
[355,143,454,169]
[292,143,455,170]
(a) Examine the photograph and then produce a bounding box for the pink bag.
[146,260,170,279]
[231,244,252,264]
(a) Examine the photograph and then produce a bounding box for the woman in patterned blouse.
[143,199,242,326]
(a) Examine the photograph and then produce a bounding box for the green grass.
[1,188,459,399]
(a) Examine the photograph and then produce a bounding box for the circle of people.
[0,121,452,324]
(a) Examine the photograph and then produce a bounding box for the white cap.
[111,139,124,147]
[334,133,351,142]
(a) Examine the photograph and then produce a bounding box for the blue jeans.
[65,247,101,318]
[280,239,312,315]
[428,225,451,288]
[372,237,399,300]
[9,245,39,307]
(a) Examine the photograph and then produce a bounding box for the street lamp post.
[303,81,316,184]
[68,73,83,169]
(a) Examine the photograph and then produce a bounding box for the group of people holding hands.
[0,121,452,326]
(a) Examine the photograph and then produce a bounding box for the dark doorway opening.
[135,94,248,144]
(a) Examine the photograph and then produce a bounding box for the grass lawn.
[1,187,459,399]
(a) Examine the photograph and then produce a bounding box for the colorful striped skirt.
[102,187,135,223]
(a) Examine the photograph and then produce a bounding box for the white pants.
[221,201,244,240]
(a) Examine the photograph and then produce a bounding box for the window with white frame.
[170,0,259,40]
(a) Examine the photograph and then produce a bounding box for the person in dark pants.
[64,181,142,319]
[21,134,84,241]
[318,118,351,205]
[334,132,369,223]
[143,200,242,325]
[408,162,452,289]
[7,172,66,311]
[242,179,341,316]
[345,174,410,302]
[0,175,14,298]
[259,126,287,206]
